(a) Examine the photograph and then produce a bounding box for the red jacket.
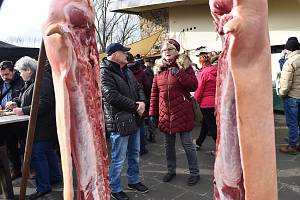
[194,65,217,108]
[149,65,198,134]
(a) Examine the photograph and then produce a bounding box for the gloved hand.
[150,116,158,128]
[170,67,179,75]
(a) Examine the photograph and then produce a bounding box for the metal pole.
[19,41,47,200]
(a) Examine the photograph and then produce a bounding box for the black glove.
[150,116,158,128]
[170,67,179,75]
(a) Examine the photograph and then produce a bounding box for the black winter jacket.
[100,58,146,133]
[0,71,24,102]
[13,71,57,142]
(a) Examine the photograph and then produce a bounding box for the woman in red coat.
[194,52,218,149]
[149,39,200,186]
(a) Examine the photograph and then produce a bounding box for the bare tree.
[114,14,140,45]
[93,0,140,52]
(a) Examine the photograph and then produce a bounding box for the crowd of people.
[1,36,299,200]
[0,57,61,199]
[100,39,220,200]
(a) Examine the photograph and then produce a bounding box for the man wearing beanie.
[279,37,300,154]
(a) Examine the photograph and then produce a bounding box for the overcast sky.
[0,0,51,47]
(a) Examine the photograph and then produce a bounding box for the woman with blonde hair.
[149,39,200,186]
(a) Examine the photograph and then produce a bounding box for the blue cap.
[106,43,131,56]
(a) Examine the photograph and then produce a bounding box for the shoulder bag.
[115,111,138,136]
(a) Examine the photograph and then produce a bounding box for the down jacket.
[194,65,217,108]
[279,50,300,98]
[149,61,198,134]
[100,58,146,133]
[0,71,24,102]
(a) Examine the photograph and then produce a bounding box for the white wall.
[268,0,300,45]
[168,4,221,52]
[167,0,300,79]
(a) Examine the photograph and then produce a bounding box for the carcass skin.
[42,0,110,199]
[209,0,278,199]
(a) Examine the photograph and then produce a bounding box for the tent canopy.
[0,41,39,63]
[99,31,161,60]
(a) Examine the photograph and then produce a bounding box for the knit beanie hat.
[285,37,300,51]
[167,39,180,52]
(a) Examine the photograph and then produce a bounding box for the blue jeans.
[31,141,61,192]
[109,129,140,193]
[283,96,300,147]
[140,123,146,151]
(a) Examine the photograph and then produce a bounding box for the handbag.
[191,96,202,127]
[115,111,138,136]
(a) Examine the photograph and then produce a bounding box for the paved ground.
[2,113,300,199]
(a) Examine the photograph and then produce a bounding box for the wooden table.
[0,115,30,125]
[0,115,30,199]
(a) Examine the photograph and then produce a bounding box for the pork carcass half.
[209,0,278,199]
[43,0,109,199]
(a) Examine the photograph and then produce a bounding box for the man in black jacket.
[0,61,24,110]
[0,60,24,180]
[101,43,149,200]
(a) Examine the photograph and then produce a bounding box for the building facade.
[110,0,300,78]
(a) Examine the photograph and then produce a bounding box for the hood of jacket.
[153,52,192,75]
[201,65,218,77]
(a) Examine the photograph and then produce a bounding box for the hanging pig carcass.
[43,0,110,199]
[209,0,278,199]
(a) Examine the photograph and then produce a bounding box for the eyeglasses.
[161,48,176,53]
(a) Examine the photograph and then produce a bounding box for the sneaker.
[187,175,200,186]
[127,182,149,193]
[111,191,129,200]
[27,191,51,200]
[162,173,176,182]
[279,145,297,155]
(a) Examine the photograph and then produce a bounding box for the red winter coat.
[194,65,217,108]
[149,64,198,134]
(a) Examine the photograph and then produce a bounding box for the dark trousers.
[164,132,199,175]
[0,122,27,170]
[196,108,217,146]
[31,141,61,192]
[6,132,22,169]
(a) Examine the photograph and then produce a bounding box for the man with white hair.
[6,56,61,199]
[101,43,149,200]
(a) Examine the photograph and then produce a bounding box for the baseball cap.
[106,43,131,56]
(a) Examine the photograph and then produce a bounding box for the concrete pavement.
[3,113,300,200]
